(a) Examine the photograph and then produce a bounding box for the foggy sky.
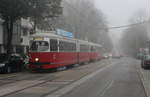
[94,0,150,45]
[94,0,150,51]
[94,0,150,27]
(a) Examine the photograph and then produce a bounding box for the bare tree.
[120,9,149,56]
[129,9,149,24]
[54,0,113,52]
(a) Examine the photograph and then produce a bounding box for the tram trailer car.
[28,33,102,71]
[89,43,103,61]
[78,40,90,64]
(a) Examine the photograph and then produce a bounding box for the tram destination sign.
[56,29,74,38]
[33,37,44,41]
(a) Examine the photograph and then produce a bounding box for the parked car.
[137,53,144,60]
[0,53,24,73]
[141,55,150,69]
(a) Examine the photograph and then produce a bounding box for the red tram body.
[28,33,102,70]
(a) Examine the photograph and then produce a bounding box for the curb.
[138,67,149,97]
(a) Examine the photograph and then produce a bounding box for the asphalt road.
[62,58,146,97]
[0,59,109,97]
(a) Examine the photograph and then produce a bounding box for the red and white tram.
[28,33,102,70]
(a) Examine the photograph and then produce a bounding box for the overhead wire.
[26,0,150,32]
[63,0,150,31]
[108,20,150,29]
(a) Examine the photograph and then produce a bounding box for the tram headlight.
[35,58,39,62]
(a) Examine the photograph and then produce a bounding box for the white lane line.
[46,63,114,97]
[98,80,114,97]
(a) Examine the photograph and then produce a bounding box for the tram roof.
[78,39,90,45]
[31,33,102,47]
[31,32,77,42]
[88,42,103,47]
[77,39,102,47]
[31,32,62,38]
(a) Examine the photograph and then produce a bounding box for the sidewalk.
[140,68,150,97]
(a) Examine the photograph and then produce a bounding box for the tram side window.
[95,46,98,52]
[59,41,76,52]
[80,44,89,52]
[50,39,58,52]
[91,46,94,52]
[68,42,76,52]
[97,47,102,52]
[59,41,65,52]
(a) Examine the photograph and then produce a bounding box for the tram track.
[1,77,58,97]
[0,77,75,97]
[0,72,59,97]
[0,73,22,80]
[0,60,110,97]
[0,72,57,87]
[0,73,26,86]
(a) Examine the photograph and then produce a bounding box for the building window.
[0,45,1,53]
[20,38,23,43]
[22,28,28,36]
[16,45,24,54]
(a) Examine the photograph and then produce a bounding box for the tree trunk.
[33,18,37,33]
[6,18,14,55]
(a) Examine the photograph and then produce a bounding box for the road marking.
[0,80,45,97]
[45,63,114,97]
[98,80,114,97]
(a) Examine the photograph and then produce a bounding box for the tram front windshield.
[30,41,49,52]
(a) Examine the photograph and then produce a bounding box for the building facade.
[0,19,4,53]
[0,18,32,54]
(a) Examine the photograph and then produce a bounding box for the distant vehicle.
[0,53,24,73]
[108,53,112,58]
[103,55,109,59]
[28,33,103,71]
[103,53,110,59]
[141,55,150,69]
[112,54,121,59]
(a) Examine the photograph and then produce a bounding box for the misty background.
[94,0,150,56]
[39,0,150,56]
[0,0,150,56]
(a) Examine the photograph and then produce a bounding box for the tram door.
[50,39,58,62]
